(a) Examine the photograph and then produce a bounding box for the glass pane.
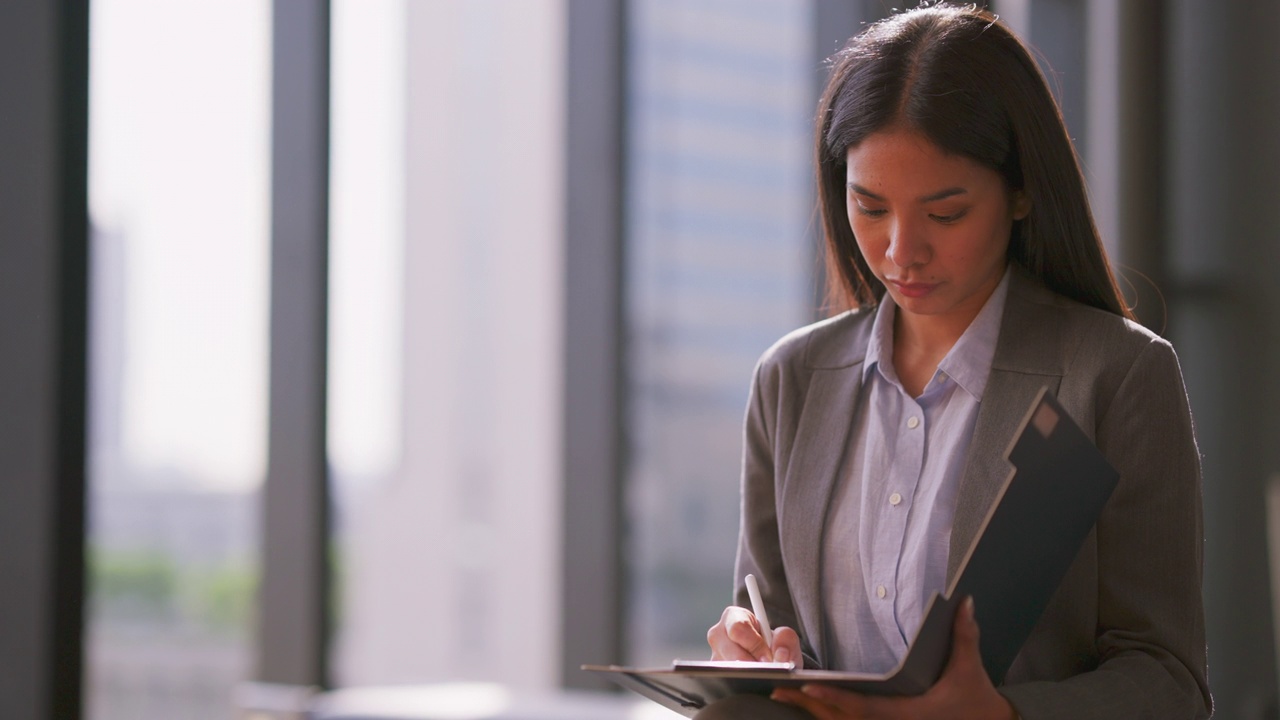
[325,0,407,685]
[624,0,816,665]
[327,0,567,688]
[86,1,270,718]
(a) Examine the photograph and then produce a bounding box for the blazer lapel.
[780,362,865,667]
[946,271,1068,584]
[946,369,1060,583]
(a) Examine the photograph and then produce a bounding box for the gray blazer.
[734,268,1211,719]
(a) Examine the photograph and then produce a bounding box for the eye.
[854,203,887,218]
[929,210,968,224]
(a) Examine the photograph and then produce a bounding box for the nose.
[886,218,929,268]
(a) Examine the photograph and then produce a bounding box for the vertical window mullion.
[259,0,332,688]
[562,0,628,689]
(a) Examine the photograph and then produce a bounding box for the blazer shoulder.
[1005,271,1173,372]
[757,308,876,374]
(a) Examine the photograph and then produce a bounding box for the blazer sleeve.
[1000,338,1212,719]
[731,353,822,669]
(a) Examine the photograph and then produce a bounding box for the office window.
[86,1,270,718]
[325,0,407,685]
[327,0,568,689]
[624,0,816,665]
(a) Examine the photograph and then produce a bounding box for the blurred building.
[330,0,566,690]
[622,0,815,665]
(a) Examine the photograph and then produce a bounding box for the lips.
[888,279,939,298]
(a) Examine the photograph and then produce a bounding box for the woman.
[701,5,1210,719]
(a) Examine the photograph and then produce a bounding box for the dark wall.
[0,1,90,719]
[1168,2,1280,717]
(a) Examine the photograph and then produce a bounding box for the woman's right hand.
[707,605,804,667]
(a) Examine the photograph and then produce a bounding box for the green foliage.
[189,564,257,633]
[89,548,178,618]
[90,546,257,635]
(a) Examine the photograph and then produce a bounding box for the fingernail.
[775,647,790,663]
[965,596,976,621]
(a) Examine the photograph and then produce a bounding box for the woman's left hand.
[770,597,1017,720]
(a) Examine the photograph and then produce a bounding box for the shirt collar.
[861,266,1011,401]
[939,268,1009,400]
[862,289,898,385]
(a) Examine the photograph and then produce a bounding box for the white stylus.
[744,573,774,649]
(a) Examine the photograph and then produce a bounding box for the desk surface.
[309,682,682,720]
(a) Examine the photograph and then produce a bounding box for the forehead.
[844,128,997,190]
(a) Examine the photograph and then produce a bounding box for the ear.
[1011,189,1032,220]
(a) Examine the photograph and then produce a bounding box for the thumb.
[771,626,804,668]
[948,596,982,671]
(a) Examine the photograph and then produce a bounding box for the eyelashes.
[853,204,968,224]
[930,210,967,224]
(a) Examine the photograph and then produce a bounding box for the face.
[845,127,1030,333]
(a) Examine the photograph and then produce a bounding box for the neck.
[893,266,1007,359]
[889,277,1001,398]
[893,309,972,360]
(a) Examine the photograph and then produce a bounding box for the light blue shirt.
[820,269,1009,672]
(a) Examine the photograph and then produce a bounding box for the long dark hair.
[816,4,1132,319]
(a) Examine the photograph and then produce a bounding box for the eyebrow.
[847,183,969,203]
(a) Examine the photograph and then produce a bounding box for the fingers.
[706,606,808,665]
[769,688,835,719]
[768,599,1001,720]
[707,606,771,661]
[726,608,774,661]
[908,596,1013,719]
[771,626,804,668]
[772,685,868,720]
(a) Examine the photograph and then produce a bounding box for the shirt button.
[889,492,902,506]
[876,585,887,599]
[907,416,920,429]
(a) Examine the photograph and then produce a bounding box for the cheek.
[951,213,1013,261]
[849,225,880,264]
[844,204,860,234]
[847,216,879,251]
